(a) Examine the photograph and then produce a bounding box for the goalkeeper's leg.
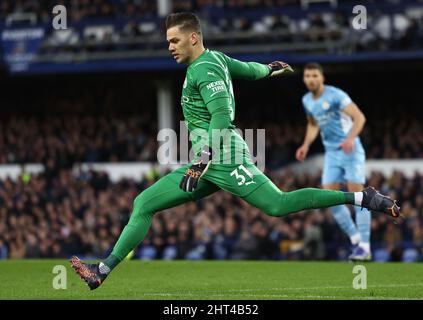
[70,165,220,290]
[243,180,352,216]
[106,180,218,265]
[242,179,399,218]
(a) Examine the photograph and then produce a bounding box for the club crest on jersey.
[322,101,330,110]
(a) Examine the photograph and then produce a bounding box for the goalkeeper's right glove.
[267,61,294,77]
[179,146,213,192]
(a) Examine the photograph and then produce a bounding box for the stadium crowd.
[0,0,367,21]
[0,1,421,262]
[0,166,422,261]
[0,86,421,263]
[1,110,423,166]
[0,114,159,165]
[2,0,419,20]
[2,0,422,53]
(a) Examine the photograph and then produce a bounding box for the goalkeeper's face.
[167,26,199,64]
[303,69,324,93]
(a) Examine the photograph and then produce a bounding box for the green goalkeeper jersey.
[181,49,270,164]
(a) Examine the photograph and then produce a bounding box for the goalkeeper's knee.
[260,195,295,217]
[262,204,283,217]
[131,192,155,221]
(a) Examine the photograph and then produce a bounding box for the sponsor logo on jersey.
[206,80,226,95]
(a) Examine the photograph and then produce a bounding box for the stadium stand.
[0,0,422,262]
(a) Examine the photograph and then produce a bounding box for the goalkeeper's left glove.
[179,146,213,192]
[267,61,293,77]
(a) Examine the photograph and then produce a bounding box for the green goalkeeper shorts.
[171,161,270,198]
[203,162,270,197]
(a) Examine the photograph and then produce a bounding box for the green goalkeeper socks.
[102,196,155,271]
[103,254,120,271]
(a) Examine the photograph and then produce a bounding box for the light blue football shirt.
[302,85,362,151]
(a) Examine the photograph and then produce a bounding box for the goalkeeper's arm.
[225,55,293,80]
[195,97,232,163]
[178,97,231,192]
[204,97,232,157]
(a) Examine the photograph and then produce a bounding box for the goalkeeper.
[70,12,400,290]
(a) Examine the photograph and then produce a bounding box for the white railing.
[0,157,422,182]
[301,0,337,9]
[5,12,37,26]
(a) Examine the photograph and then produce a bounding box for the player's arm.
[224,55,293,80]
[206,97,232,146]
[197,70,233,150]
[179,68,232,192]
[340,103,366,153]
[296,116,319,162]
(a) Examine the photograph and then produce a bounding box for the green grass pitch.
[0,260,422,300]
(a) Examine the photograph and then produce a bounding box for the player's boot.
[361,187,400,218]
[348,245,372,262]
[70,256,107,290]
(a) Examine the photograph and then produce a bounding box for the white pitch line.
[138,282,423,295]
[138,292,422,300]
[223,282,423,292]
[137,283,423,299]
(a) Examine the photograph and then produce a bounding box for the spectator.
[230,228,259,260]
[0,239,8,259]
[0,167,422,261]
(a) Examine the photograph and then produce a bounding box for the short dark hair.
[165,12,202,36]
[304,62,324,74]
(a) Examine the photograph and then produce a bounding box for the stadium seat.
[373,249,391,262]
[402,248,419,262]
[137,246,157,260]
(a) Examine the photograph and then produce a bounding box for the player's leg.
[323,183,361,247]
[242,177,399,219]
[203,161,358,215]
[203,162,398,218]
[106,169,219,265]
[70,165,220,289]
[345,147,372,261]
[242,179,356,216]
[322,150,361,247]
[347,182,371,260]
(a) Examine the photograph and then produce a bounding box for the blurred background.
[0,0,422,262]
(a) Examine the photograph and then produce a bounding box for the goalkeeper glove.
[179,146,213,192]
[267,61,293,77]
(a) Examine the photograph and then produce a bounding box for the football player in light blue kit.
[296,63,371,261]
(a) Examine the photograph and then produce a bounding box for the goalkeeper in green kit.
[70,12,400,290]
